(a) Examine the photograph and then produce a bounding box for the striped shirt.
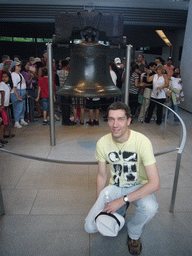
[129,72,139,94]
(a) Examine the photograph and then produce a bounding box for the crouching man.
[84,102,160,255]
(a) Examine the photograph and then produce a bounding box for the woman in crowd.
[145,64,169,125]
[21,60,34,90]
[167,67,184,124]
[10,60,28,128]
[21,60,35,121]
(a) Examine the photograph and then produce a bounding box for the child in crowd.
[0,71,14,138]
[11,60,28,128]
[35,67,56,125]
[167,68,184,124]
[0,90,6,147]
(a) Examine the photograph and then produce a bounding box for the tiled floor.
[0,108,192,256]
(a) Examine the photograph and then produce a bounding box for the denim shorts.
[42,98,49,111]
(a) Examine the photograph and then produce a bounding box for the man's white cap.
[95,211,125,237]
[114,57,121,64]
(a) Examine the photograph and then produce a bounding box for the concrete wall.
[180,0,192,113]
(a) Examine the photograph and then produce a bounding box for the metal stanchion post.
[169,152,182,213]
[0,184,5,215]
[47,43,56,146]
[164,106,168,139]
[124,45,133,105]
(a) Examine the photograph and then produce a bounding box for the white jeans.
[138,88,151,121]
[84,185,158,240]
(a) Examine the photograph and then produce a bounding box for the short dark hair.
[149,62,157,68]
[2,55,9,62]
[21,60,29,72]
[1,70,13,89]
[42,67,48,76]
[131,64,139,74]
[107,102,131,119]
[61,59,69,67]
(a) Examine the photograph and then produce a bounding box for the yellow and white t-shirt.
[95,130,156,187]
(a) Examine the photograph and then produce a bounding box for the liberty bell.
[56,40,122,98]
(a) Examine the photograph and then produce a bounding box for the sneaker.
[20,120,28,126]
[0,139,8,144]
[93,119,99,125]
[86,120,94,126]
[43,120,48,125]
[54,114,61,121]
[127,236,142,255]
[14,122,22,128]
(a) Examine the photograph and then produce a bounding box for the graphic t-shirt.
[95,130,156,187]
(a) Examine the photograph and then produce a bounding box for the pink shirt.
[164,64,174,77]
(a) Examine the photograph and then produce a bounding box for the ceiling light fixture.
[156,30,172,47]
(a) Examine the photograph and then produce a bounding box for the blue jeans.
[167,99,179,122]
[84,184,158,240]
[11,89,26,122]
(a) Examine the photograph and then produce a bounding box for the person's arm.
[0,91,5,111]
[140,82,151,87]
[0,91,5,106]
[96,161,108,199]
[104,163,160,214]
[121,71,125,83]
[37,68,42,79]
[146,72,154,82]
[35,86,41,101]
[134,78,140,87]
[13,87,23,101]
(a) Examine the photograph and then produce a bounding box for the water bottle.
[104,190,111,206]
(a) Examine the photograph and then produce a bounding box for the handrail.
[0,146,179,165]
[143,97,187,212]
[149,98,187,154]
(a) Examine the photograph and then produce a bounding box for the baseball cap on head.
[11,60,21,69]
[33,57,42,64]
[114,57,121,64]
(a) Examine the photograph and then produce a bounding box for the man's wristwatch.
[123,195,130,206]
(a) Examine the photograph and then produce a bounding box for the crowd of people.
[0,52,184,148]
[131,55,184,125]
